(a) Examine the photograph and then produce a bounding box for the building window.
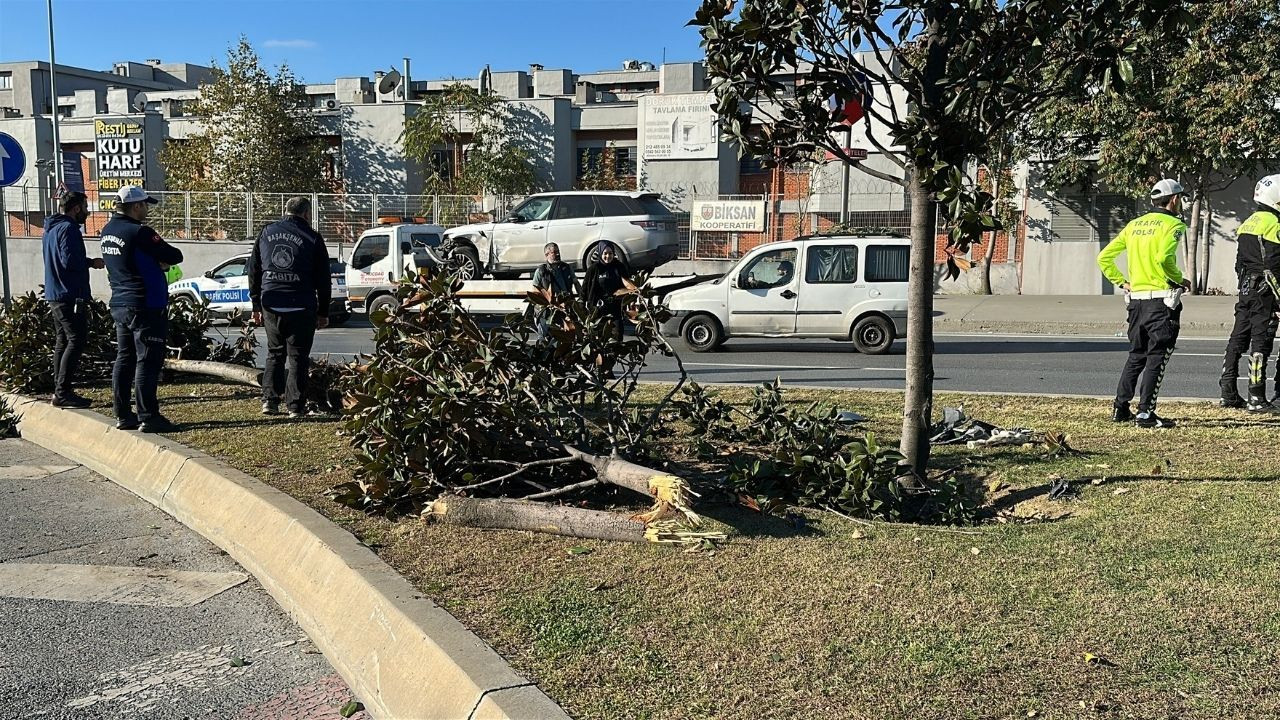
[578,146,635,177]
[740,155,766,175]
[0,72,11,90]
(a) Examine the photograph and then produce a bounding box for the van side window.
[805,245,858,284]
[865,245,910,282]
[351,234,390,271]
[740,248,798,289]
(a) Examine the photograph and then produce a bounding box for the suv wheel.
[448,245,483,280]
[852,315,895,355]
[682,315,723,353]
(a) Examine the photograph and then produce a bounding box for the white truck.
[343,219,702,316]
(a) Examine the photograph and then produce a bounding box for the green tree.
[691,0,1190,479]
[159,38,329,193]
[1033,0,1280,293]
[401,83,539,196]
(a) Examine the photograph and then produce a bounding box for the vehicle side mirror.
[400,241,412,254]
[505,215,523,224]
[203,270,214,279]
[730,274,739,289]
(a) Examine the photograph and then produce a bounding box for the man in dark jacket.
[42,191,105,407]
[100,185,183,433]
[248,196,331,418]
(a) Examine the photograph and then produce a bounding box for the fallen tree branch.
[561,445,700,525]
[426,495,647,542]
[165,359,261,387]
[521,478,602,500]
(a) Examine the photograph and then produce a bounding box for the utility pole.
[47,0,64,186]
[839,125,851,224]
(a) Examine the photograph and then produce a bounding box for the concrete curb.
[5,393,570,720]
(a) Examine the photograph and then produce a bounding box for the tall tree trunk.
[1186,191,1203,294]
[900,167,936,479]
[979,160,1001,296]
[1197,190,1213,292]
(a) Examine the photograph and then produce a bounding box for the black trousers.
[1220,277,1277,397]
[111,307,167,423]
[1115,299,1181,415]
[262,309,317,413]
[49,301,88,400]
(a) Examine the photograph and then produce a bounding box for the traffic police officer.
[1097,178,1191,429]
[1219,174,1280,411]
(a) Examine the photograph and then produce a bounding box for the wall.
[340,103,418,194]
[636,92,738,209]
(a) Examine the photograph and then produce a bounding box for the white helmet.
[1255,174,1280,211]
[1149,178,1185,201]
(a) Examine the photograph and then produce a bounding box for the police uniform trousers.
[1220,275,1277,398]
[1115,299,1181,415]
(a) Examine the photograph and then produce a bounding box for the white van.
[662,234,910,354]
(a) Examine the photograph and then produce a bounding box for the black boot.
[1111,404,1134,422]
[1221,381,1246,409]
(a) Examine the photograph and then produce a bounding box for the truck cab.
[345,220,448,315]
[662,234,910,354]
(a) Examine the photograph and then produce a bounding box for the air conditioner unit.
[323,98,339,110]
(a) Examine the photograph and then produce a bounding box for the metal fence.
[1,184,515,246]
[3,182,926,263]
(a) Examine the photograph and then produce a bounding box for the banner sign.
[691,200,767,232]
[642,94,718,160]
[94,118,146,212]
[61,152,85,193]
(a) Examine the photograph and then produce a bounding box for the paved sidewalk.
[0,437,367,720]
[934,294,1237,336]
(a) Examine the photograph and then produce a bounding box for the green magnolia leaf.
[339,700,364,718]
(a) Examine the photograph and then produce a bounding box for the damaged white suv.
[440,191,681,279]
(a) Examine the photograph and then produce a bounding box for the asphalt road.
[222,318,1238,400]
[0,438,367,720]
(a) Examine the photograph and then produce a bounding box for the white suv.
[441,191,680,279]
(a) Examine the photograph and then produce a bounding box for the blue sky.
[0,0,708,83]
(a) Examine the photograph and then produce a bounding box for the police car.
[168,252,350,325]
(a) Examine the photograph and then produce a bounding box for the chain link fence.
[2,186,516,248]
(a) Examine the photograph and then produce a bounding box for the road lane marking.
[0,563,247,607]
[668,363,907,372]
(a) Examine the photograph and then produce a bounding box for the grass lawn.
[82,381,1280,720]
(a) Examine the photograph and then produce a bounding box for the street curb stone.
[5,393,571,720]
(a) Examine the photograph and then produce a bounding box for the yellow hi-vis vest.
[1097,210,1187,292]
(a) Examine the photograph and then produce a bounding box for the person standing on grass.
[100,185,183,433]
[43,190,106,408]
[248,196,331,419]
[1218,174,1280,413]
[1097,178,1191,429]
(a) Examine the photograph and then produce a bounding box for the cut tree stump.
[426,495,647,542]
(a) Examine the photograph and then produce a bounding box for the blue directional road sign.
[0,132,26,188]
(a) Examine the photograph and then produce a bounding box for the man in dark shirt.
[248,196,331,418]
[531,242,580,341]
[100,185,183,433]
[42,191,105,407]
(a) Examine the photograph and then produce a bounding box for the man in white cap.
[1219,174,1280,411]
[99,185,183,433]
[1097,178,1191,429]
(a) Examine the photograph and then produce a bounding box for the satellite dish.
[378,68,402,95]
[132,92,148,112]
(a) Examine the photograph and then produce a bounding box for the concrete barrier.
[7,394,570,720]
